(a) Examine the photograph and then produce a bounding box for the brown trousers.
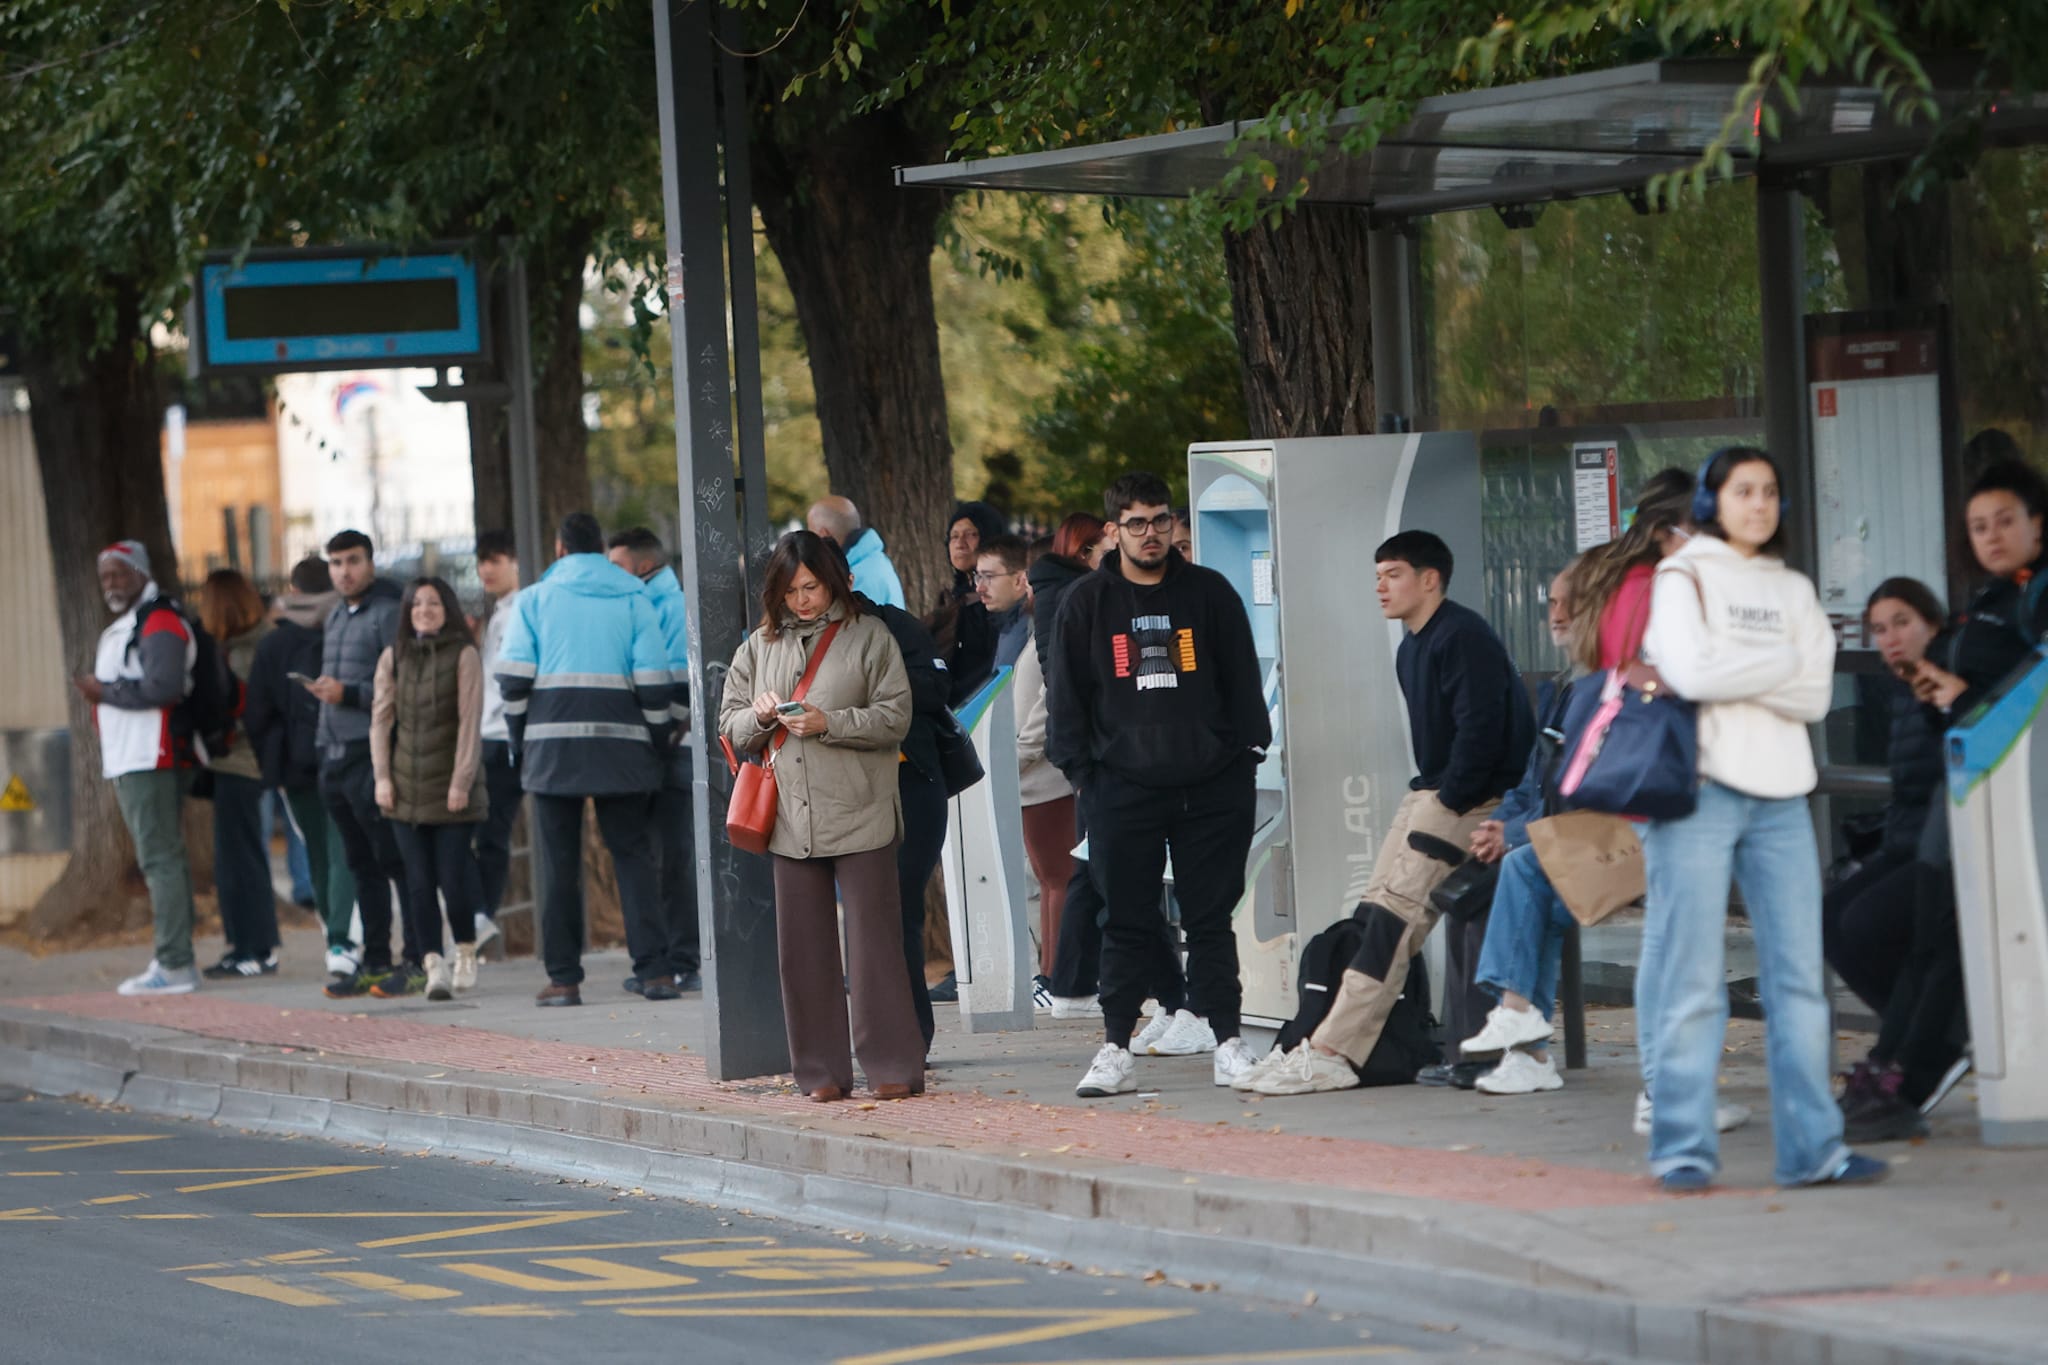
[773,841,925,1094]
[1020,794,1077,977]
[1311,789,1499,1065]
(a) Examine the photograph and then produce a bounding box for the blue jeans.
[262,787,314,903]
[1474,843,1573,1023]
[1640,781,1848,1185]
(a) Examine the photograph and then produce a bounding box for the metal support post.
[1757,176,1815,575]
[716,6,776,570]
[1367,221,1416,432]
[502,257,546,588]
[654,0,787,1080]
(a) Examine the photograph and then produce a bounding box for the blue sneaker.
[1809,1153,1889,1188]
[1660,1167,1713,1194]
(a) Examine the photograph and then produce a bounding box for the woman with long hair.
[198,569,281,978]
[1634,447,1882,1191]
[718,531,920,1101]
[1567,467,1695,674]
[370,577,486,1001]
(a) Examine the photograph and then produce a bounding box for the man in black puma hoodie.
[1048,472,1270,1097]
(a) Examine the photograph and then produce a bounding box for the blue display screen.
[199,253,483,370]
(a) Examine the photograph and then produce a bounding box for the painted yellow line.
[166,1262,233,1272]
[254,1210,622,1248]
[265,1249,336,1264]
[989,1351,1412,1365]
[5,1171,66,1178]
[443,1256,701,1294]
[190,1275,341,1308]
[0,1207,60,1221]
[829,1309,1190,1365]
[86,1194,146,1205]
[128,1214,209,1221]
[455,1304,576,1319]
[0,1135,169,1153]
[319,1271,463,1302]
[114,1165,380,1193]
[398,1236,776,1260]
[580,1277,1031,1309]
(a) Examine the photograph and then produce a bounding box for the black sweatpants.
[319,742,416,970]
[644,747,701,978]
[1087,759,1254,1046]
[1875,861,1969,1104]
[532,791,660,987]
[1821,851,1917,1016]
[470,740,523,916]
[1049,794,1187,1011]
[390,821,480,958]
[896,763,949,1048]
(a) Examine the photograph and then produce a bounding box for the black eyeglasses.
[1116,513,1176,535]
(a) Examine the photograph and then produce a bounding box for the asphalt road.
[0,1088,1546,1365]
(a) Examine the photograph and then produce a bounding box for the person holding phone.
[717,530,919,1102]
[369,577,487,1001]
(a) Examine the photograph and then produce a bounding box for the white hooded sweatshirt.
[1641,535,1836,801]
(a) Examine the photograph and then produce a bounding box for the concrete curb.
[0,1008,2014,1365]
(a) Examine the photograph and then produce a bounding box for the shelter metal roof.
[897,58,2048,218]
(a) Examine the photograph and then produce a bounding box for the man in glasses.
[972,534,1033,670]
[1047,471,1271,1097]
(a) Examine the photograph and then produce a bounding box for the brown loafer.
[808,1085,847,1103]
[872,1083,919,1101]
[536,983,582,1008]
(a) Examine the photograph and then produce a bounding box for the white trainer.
[324,945,361,978]
[1252,1043,1360,1096]
[1461,1003,1554,1056]
[1230,1043,1290,1091]
[1147,1009,1218,1056]
[423,952,454,1002]
[1075,1043,1137,1098]
[1212,1036,1261,1087]
[1132,1008,1174,1052]
[116,960,199,997]
[1049,994,1103,1019]
[451,942,479,992]
[1634,1090,1755,1136]
[1475,1049,1563,1094]
[473,913,501,952]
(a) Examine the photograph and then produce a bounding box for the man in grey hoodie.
[307,529,412,995]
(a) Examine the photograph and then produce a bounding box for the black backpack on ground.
[1276,909,1442,1087]
[131,596,239,761]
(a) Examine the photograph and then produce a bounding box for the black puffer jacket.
[1878,675,1941,858]
[860,594,949,784]
[1933,553,2048,727]
[1026,553,1091,680]
[245,593,338,790]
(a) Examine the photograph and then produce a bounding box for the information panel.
[1572,441,1620,552]
[192,248,487,374]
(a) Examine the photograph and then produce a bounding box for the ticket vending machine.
[940,667,1036,1034]
[1943,647,2048,1146]
[1188,434,1482,1027]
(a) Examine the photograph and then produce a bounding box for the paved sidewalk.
[3,928,2041,1363]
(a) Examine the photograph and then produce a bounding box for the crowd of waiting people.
[79,438,2044,1193]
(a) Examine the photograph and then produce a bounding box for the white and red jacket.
[94,583,196,778]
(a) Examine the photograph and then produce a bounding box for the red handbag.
[721,621,841,855]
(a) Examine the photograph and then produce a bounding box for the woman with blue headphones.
[1627,446,1887,1193]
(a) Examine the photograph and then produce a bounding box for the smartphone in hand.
[775,700,807,717]
[287,671,316,688]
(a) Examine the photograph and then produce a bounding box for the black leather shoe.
[640,979,681,1002]
[536,983,582,1008]
[927,972,958,1004]
[674,970,702,992]
[1416,1060,1492,1089]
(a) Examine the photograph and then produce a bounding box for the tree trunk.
[529,233,594,551]
[753,108,955,616]
[23,301,180,938]
[1220,202,1378,438]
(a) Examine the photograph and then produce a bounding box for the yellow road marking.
[319,1271,463,1302]
[990,1351,1412,1365]
[255,1210,622,1248]
[833,1309,1192,1365]
[6,1171,65,1177]
[580,1277,1031,1309]
[190,1275,340,1308]
[660,1246,945,1282]
[455,1304,576,1318]
[399,1236,775,1260]
[0,1135,169,1154]
[265,1249,336,1264]
[445,1256,700,1294]
[0,1207,60,1221]
[116,1165,379,1193]
[86,1194,146,1205]
[128,1214,209,1221]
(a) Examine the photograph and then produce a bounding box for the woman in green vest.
[371,577,487,1001]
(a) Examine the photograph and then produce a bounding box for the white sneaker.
[1032,975,1054,1012]
[1212,1036,1261,1087]
[324,945,361,977]
[1252,1043,1360,1096]
[1475,1049,1563,1094]
[473,913,500,951]
[423,952,453,1002]
[1049,994,1103,1019]
[1461,1003,1554,1056]
[1147,1009,1218,1056]
[451,942,478,992]
[1230,1043,1289,1091]
[1634,1090,1755,1136]
[1075,1043,1137,1097]
[1132,1007,1174,1051]
[117,960,199,997]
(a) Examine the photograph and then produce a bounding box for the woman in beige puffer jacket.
[719,531,919,1102]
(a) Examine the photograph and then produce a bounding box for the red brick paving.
[20,993,1668,1212]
